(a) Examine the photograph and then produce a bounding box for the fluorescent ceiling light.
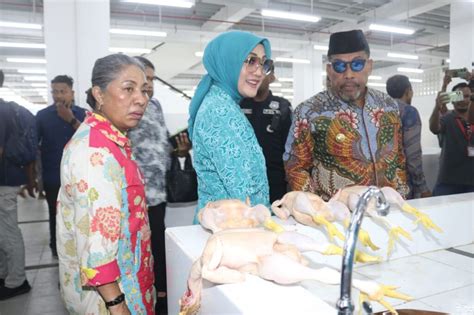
[0,42,45,49]
[7,58,47,64]
[367,82,386,87]
[278,77,293,82]
[273,92,283,97]
[397,67,424,74]
[17,68,47,74]
[369,24,415,35]
[446,59,451,63]
[387,52,418,60]
[261,9,320,23]
[368,75,382,80]
[110,28,167,37]
[313,44,328,51]
[269,83,282,87]
[109,47,151,54]
[123,0,194,8]
[0,21,42,30]
[281,88,294,93]
[24,76,47,81]
[275,57,310,64]
[194,51,204,57]
[409,78,423,83]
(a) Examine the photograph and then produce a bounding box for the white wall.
[154,84,190,134]
[412,94,441,150]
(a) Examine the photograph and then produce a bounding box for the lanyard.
[455,117,473,142]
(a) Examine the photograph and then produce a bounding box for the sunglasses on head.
[330,58,367,74]
[244,56,274,75]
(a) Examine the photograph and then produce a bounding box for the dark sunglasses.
[244,56,274,75]
[330,59,367,74]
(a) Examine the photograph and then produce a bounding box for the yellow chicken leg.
[263,218,285,233]
[387,226,412,258]
[343,218,379,251]
[313,215,345,242]
[401,204,443,233]
[355,251,382,264]
[358,284,413,315]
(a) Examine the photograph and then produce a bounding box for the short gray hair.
[86,53,145,109]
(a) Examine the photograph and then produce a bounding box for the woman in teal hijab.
[189,31,273,223]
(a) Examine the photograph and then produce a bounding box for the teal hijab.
[188,31,271,139]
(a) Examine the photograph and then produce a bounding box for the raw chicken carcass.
[197,198,352,260]
[331,186,443,257]
[179,229,412,315]
[271,191,345,241]
[197,199,282,233]
[272,191,381,260]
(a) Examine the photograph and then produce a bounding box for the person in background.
[188,31,273,221]
[240,64,292,203]
[57,54,154,314]
[0,69,36,300]
[128,56,190,315]
[386,74,431,199]
[429,77,474,196]
[36,75,86,257]
[284,30,409,201]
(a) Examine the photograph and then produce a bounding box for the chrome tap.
[336,186,390,315]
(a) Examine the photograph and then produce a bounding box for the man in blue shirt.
[36,75,86,257]
[0,69,36,300]
[386,74,431,199]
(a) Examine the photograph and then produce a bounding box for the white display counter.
[165,193,474,314]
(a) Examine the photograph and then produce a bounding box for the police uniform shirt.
[240,91,292,202]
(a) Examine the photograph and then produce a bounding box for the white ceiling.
[0,0,453,105]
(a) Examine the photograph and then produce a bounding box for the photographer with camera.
[429,70,474,196]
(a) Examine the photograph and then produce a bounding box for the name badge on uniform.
[468,145,474,157]
[263,109,281,115]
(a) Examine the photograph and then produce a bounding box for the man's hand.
[435,92,450,114]
[174,132,192,157]
[441,72,452,92]
[56,102,75,123]
[26,180,37,198]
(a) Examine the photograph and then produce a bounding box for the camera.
[440,91,464,103]
[446,67,469,79]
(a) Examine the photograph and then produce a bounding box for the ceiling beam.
[201,5,255,32]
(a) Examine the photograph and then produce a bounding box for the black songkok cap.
[327,29,370,57]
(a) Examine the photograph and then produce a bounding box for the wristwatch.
[105,293,125,308]
[69,117,78,126]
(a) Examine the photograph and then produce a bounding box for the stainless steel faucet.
[336,186,390,315]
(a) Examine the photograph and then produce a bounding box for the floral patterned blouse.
[284,88,409,201]
[192,85,270,221]
[57,112,155,315]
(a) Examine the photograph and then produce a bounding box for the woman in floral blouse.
[188,31,274,222]
[57,54,154,314]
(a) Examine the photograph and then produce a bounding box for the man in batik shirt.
[284,30,409,201]
[128,56,190,315]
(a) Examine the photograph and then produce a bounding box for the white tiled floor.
[0,196,196,315]
[0,196,67,315]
